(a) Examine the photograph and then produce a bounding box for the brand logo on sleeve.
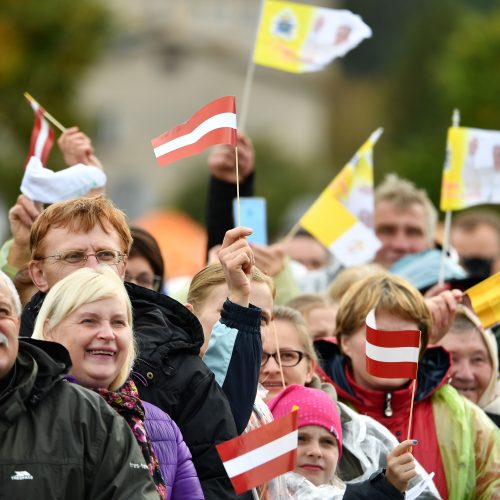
[11,470,34,480]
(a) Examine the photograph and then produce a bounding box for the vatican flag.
[253,0,372,73]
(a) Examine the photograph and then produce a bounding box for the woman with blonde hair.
[317,273,500,499]
[32,266,203,500]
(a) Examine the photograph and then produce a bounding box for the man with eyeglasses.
[20,195,247,500]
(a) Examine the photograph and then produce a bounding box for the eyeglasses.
[261,350,308,368]
[37,250,126,266]
[125,272,162,290]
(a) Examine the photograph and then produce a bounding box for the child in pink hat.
[268,385,419,498]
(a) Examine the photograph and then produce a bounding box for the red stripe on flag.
[151,96,236,148]
[366,325,421,348]
[229,449,296,495]
[366,357,418,379]
[154,127,236,167]
[217,412,297,462]
[25,105,55,167]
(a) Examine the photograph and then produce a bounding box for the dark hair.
[129,227,165,291]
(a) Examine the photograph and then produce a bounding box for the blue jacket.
[143,401,204,500]
[203,299,262,434]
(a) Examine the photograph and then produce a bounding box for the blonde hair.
[30,195,132,259]
[375,174,437,245]
[32,266,135,390]
[286,293,331,317]
[335,274,431,355]
[327,264,387,302]
[273,305,318,366]
[188,262,275,312]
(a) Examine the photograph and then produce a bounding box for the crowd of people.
[0,127,499,499]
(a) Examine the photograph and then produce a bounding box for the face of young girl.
[296,425,339,486]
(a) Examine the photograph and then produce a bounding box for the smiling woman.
[31,266,203,500]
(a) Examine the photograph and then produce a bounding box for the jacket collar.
[0,339,71,425]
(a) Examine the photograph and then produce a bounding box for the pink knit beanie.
[268,384,342,459]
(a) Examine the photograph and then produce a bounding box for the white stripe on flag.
[153,113,237,158]
[366,342,419,363]
[223,430,297,478]
[34,116,50,160]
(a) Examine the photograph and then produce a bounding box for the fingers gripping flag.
[216,411,298,495]
[365,310,421,379]
[26,98,55,167]
[151,96,237,167]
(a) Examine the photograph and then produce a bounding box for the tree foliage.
[0,0,112,206]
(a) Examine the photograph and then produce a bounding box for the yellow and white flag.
[329,127,383,229]
[466,273,500,329]
[299,193,381,267]
[253,0,372,74]
[441,126,500,211]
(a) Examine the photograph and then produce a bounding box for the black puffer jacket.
[0,338,158,500]
[21,284,250,500]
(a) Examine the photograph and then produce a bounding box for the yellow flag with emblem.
[253,0,372,74]
[441,126,500,211]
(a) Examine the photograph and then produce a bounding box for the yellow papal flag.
[441,126,500,211]
[329,127,383,228]
[253,0,371,74]
[466,273,500,329]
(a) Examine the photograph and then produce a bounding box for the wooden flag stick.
[406,378,417,441]
[271,320,286,391]
[24,92,67,133]
[438,108,460,285]
[235,146,241,227]
[239,0,264,132]
[281,222,301,247]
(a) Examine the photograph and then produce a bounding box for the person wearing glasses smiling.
[19,195,248,500]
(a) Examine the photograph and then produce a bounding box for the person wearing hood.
[438,304,500,426]
[0,270,159,499]
[315,273,500,499]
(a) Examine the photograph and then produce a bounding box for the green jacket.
[0,339,159,500]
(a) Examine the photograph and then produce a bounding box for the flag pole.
[271,320,287,390]
[406,379,417,440]
[281,222,301,247]
[235,146,241,227]
[438,109,460,285]
[24,92,67,133]
[239,0,264,132]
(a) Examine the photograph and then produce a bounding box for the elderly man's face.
[0,280,19,380]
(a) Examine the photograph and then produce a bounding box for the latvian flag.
[365,309,421,379]
[151,96,237,167]
[26,98,55,167]
[216,411,298,495]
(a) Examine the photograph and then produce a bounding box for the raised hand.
[218,227,254,306]
[385,439,418,492]
[208,132,254,184]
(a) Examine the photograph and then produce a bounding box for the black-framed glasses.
[125,272,162,290]
[37,250,126,266]
[261,350,308,368]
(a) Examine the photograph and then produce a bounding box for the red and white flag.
[26,98,55,167]
[216,411,298,495]
[151,96,237,167]
[365,309,421,379]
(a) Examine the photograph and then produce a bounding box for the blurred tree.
[0,0,112,207]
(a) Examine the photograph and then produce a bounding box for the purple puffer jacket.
[143,401,204,500]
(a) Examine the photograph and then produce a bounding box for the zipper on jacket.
[384,393,393,417]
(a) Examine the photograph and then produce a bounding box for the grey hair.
[0,270,22,316]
